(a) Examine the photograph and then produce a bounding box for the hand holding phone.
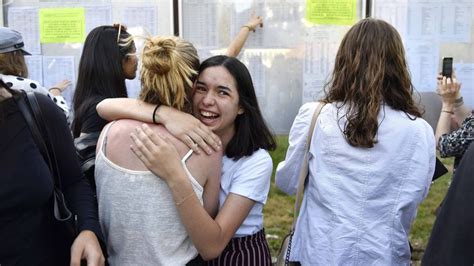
[442,57,453,78]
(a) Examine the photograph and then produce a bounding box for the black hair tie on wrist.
[152,105,160,124]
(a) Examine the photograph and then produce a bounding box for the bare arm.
[48,79,71,96]
[435,73,467,146]
[96,98,155,122]
[225,13,263,57]
[96,98,221,154]
[202,158,221,218]
[130,124,255,260]
[454,102,471,127]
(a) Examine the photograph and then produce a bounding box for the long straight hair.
[198,55,276,160]
[323,18,421,148]
[72,25,134,137]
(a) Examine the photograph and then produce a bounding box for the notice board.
[373,0,474,109]
[180,0,366,134]
[3,0,173,106]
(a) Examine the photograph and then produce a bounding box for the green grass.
[263,136,452,262]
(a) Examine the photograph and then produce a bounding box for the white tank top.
[95,122,203,265]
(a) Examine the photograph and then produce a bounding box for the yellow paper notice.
[306,0,356,25]
[39,8,85,43]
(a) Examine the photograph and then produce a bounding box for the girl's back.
[95,119,221,264]
[285,102,435,264]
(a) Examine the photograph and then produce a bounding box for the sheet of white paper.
[302,27,344,103]
[42,56,75,105]
[406,4,440,40]
[126,77,141,99]
[375,1,408,36]
[230,2,265,48]
[7,7,41,55]
[439,4,472,43]
[262,1,303,47]
[302,74,326,103]
[374,1,471,42]
[84,5,112,35]
[25,55,43,85]
[122,5,158,36]
[373,1,408,37]
[241,51,266,97]
[230,1,302,48]
[454,63,474,109]
[405,41,439,92]
[197,49,216,62]
[182,0,219,49]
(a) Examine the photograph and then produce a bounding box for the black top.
[422,143,474,265]
[0,94,103,265]
[80,95,108,134]
[438,115,474,169]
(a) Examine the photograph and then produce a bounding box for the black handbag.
[15,91,77,262]
[74,131,100,190]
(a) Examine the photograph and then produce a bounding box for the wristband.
[152,104,160,124]
[49,87,62,94]
[442,110,454,114]
[454,96,464,108]
[242,25,253,31]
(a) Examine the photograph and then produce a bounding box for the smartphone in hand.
[442,57,453,78]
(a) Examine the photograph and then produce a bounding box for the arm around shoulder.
[96,98,155,122]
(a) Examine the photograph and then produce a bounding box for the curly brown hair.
[322,18,421,148]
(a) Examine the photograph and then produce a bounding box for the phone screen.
[442,57,453,78]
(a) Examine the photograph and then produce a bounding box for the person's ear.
[238,106,244,115]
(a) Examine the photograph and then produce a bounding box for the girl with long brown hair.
[276,18,436,265]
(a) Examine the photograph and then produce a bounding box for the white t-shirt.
[0,74,70,117]
[220,148,273,237]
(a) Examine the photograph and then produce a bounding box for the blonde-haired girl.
[94,36,222,265]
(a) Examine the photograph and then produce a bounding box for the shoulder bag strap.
[291,102,326,230]
[24,92,63,190]
[16,92,72,221]
[15,91,52,169]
